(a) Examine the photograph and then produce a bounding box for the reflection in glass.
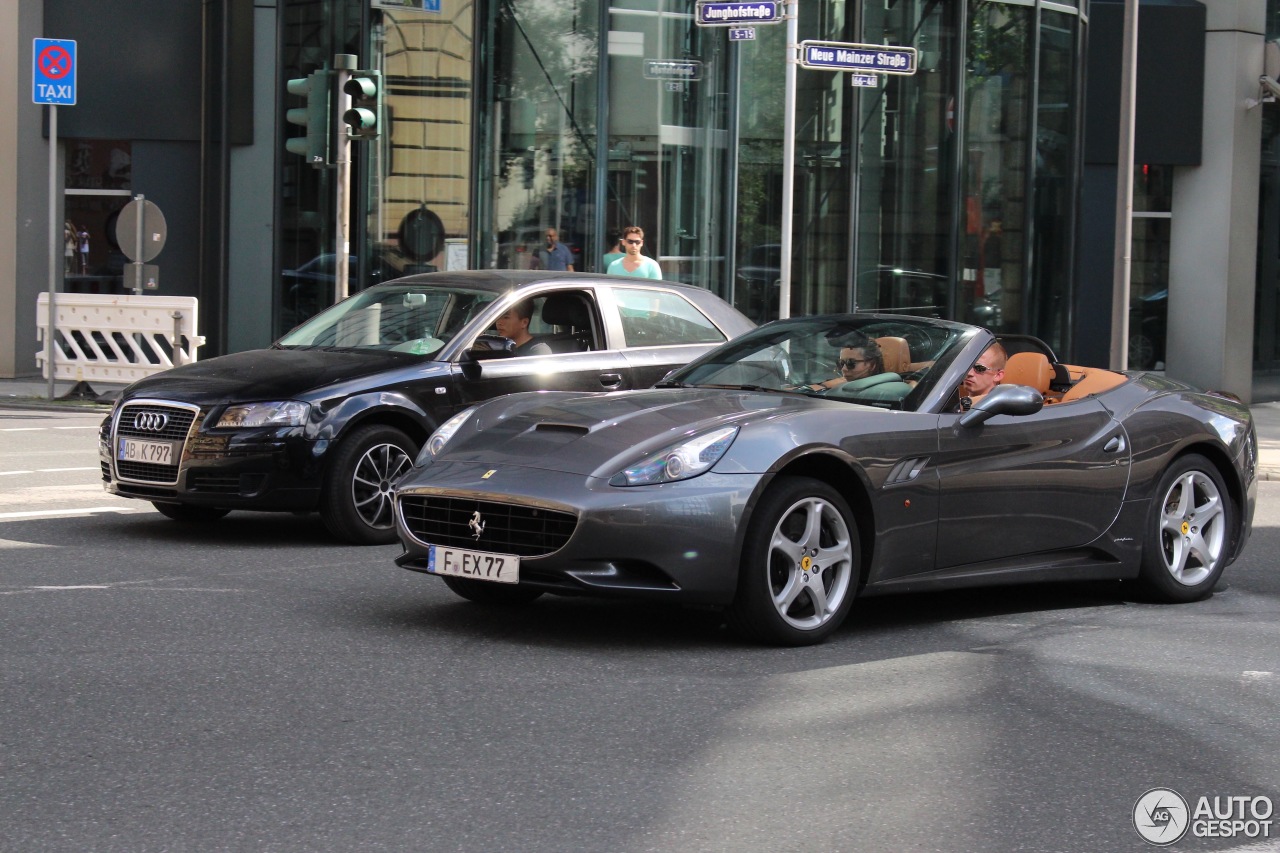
[960,2,1031,334]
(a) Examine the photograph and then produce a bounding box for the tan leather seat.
[875,336,911,374]
[1059,367,1127,402]
[1002,351,1053,394]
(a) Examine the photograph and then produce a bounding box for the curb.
[0,396,113,413]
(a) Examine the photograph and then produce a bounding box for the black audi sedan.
[98,271,753,543]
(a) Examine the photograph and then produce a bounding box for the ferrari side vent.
[885,457,930,487]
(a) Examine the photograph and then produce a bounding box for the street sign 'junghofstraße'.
[696,2,780,26]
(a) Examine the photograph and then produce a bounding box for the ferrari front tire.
[729,476,859,646]
[1138,454,1233,602]
[442,576,544,605]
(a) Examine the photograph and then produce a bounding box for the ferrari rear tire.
[152,502,230,523]
[1138,454,1233,602]
[442,576,544,605]
[729,476,859,646]
[320,424,417,545]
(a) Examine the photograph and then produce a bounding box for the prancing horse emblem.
[468,511,485,540]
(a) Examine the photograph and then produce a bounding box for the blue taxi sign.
[33,38,77,105]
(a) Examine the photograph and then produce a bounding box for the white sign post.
[33,38,77,400]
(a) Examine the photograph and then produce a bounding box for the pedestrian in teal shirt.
[607,226,663,279]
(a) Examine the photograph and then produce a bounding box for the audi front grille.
[112,401,201,485]
[398,495,577,557]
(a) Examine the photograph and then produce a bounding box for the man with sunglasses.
[958,341,1007,411]
[606,226,663,279]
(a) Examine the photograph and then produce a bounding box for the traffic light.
[343,70,383,140]
[285,70,333,166]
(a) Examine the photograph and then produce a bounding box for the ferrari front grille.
[398,495,577,558]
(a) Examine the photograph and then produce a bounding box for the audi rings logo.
[132,412,169,432]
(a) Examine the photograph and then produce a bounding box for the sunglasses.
[970,363,998,374]
[625,239,642,245]
[838,357,874,368]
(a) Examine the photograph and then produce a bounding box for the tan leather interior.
[875,336,911,374]
[1059,367,1127,402]
[1002,351,1054,394]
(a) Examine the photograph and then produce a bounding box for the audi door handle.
[599,373,623,389]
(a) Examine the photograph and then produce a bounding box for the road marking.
[0,471,35,476]
[54,426,101,430]
[0,467,97,476]
[0,537,49,549]
[0,427,42,432]
[0,506,141,521]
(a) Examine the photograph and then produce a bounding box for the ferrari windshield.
[277,284,500,356]
[665,315,972,410]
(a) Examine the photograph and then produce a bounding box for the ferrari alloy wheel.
[729,476,859,646]
[152,502,230,523]
[1139,454,1233,602]
[320,424,417,545]
[442,576,544,605]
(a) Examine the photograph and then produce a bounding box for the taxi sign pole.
[778,0,798,319]
[45,105,58,400]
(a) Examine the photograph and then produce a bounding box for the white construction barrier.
[36,292,206,383]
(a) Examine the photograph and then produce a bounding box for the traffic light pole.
[334,54,356,305]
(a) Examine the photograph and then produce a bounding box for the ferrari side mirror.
[958,383,1044,428]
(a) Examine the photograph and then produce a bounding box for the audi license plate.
[428,545,520,584]
[117,437,178,465]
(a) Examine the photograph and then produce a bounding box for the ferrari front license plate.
[117,437,178,465]
[428,545,520,584]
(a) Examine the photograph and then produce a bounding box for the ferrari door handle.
[1104,435,1126,453]
[599,373,623,389]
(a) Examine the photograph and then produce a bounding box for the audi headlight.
[610,426,738,486]
[417,408,475,465]
[215,401,310,428]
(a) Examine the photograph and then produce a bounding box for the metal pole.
[46,105,58,400]
[778,0,798,320]
[171,310,185,367]
[334,54,356,305]
[1109,0,1138,370]
[133,193,145,295]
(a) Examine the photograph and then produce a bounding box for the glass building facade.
[275,0,1087,353]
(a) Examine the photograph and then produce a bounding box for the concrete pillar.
[1166,0,1263,400]
[0,1,53,380]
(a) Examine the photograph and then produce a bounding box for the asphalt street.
[1,404,1278,853]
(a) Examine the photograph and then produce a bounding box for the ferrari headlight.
[418,408,475,464]
[610,426,738,487]
[215,401,310,429]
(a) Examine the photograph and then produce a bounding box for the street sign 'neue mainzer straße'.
[798,40,918,76]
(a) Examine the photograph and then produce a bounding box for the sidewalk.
[6,377,1280,479]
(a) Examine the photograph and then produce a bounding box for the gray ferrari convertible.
[392,314,1257,646]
